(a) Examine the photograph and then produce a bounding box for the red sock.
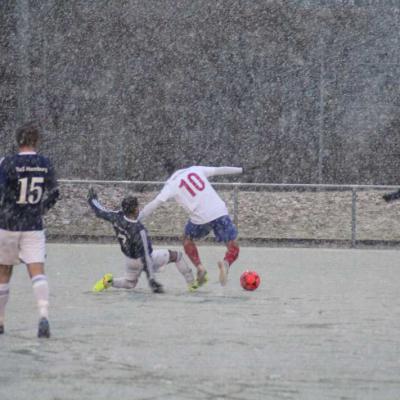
[224,242,239,266]
[184,241,201,266]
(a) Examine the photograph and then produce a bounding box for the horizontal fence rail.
[50,180,400,248]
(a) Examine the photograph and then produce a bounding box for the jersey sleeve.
[138,197,163,221]
[42,159,60,212]
[88,197,118,223]
[157,183,174,201]
[200,166,243,178]
[138,184,172,221]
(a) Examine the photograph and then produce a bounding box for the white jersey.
[140,166,243,224]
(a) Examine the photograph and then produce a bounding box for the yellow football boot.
[188,280,200,292]
[92,273,113,292]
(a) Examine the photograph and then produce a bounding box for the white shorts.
[0,229,46,265]
[124,249,170,282]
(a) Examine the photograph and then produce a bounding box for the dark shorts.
[184,215,238,243]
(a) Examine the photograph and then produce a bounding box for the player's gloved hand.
[241,165,251,174]
[242,164,260,174]
[87,187,98,201]
[383,190,400,203]
[149,278,164,294]
[383,193,391,202]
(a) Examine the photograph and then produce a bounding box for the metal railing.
[57,180,400,247]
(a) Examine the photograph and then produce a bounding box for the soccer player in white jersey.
[0,122,60,338]
[139,166,243,286]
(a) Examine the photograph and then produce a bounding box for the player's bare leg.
[183,237,208,286]
[218,240,240,286]
[0,265,12,334]
[27,262,50,338]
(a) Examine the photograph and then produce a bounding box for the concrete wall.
[1,1,399,184]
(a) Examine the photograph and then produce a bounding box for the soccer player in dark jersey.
[88,189,198,293]
[0,122,60,338]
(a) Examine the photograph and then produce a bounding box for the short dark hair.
[16,122,40,147]
[163,159,177,176]
[121,196,139,215]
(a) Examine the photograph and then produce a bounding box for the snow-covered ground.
[1,243,399,400]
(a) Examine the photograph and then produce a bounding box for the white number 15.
[17,177,44,204]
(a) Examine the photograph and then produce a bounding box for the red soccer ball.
[240,270,260,291]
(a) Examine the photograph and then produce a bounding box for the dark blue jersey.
[0,152,60,231]
[88,197,155,276]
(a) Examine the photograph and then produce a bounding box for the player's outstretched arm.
[87,188,117,222]
[138,197,164,221]
[148,278,164,293]
[383,189,400,203]
[202,166,243,178]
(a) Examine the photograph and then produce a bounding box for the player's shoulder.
[35,154,56,171]
[35,153,52,164]
[0,155,15,168]
[170,166,202,178]
[1,154,15,162]
[116,210,125,218]
[123,215,144,231]
[167,168,188,182]
[136,219,146,230]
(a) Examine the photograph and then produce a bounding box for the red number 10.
[179,173,205,197]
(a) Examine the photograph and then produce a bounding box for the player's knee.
[125,279,137,289]
[168,250,179,263]
[124,275,138,289]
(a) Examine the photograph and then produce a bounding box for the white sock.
[112,277,137,289]
[32,275,49,319]
[175,252,195,284]
[0,283,10,326]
